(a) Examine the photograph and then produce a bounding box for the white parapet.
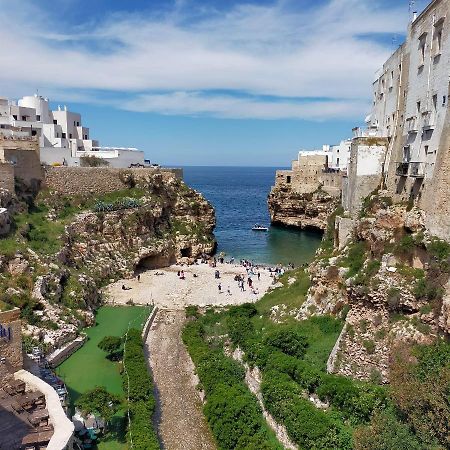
[14,369,74,450]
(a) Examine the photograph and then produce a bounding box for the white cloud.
[0,0,408,120]
[124,91,369,120]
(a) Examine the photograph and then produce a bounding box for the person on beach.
[218,283,222,294]
[180,270,185,280]
[227,286,231,296]
[257,272,261,281]
[137,274,141,282]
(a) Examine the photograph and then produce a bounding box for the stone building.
[274,148,344,197]
[0,94,145,168]
[0,135,43,192]
[344,0,450,239]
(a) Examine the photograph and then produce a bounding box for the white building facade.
[0,95,145,168]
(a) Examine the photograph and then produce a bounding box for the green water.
[56,306,151,450]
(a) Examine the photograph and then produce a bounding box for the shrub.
[122,328,159,449]
[354,410,423,450]
[80,155,110,167]
[98,335,122,355]
[264,327,309,359]
[343,241,367,278]
[362,339,376,354]
[75,386,121,423]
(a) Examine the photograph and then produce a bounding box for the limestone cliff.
[0,170,216,352]
[268,186,339,230]
[292,194,450,383]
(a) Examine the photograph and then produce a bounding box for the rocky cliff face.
[268,186,339,230]
[0,172,215,352]
[293,194,450,382]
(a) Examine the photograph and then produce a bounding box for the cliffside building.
[344,0,450,238]
[0,95,145,168]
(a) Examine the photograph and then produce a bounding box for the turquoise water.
[183,166,322,266]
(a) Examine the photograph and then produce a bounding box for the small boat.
[252,224,269,231]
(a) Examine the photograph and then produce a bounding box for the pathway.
[146,309,216,450]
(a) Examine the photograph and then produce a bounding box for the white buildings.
[295,141,351,172]
[0,95,145,168]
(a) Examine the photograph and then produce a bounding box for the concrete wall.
[43,166,183,196]
[0,308,23,383]
[344,138,387,215]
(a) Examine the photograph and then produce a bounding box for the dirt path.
[146,309,216,450]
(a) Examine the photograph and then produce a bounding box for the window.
[61,132,66,138]
[31,130,37,136]
[84,134,88,140]
[418,33,427,66]
[434,19,444,55]
[286,176,291,184]
[73,121,76,126]
[417,101,421,114]
[337,157,340,166]
[36,115,40,121]
[433,94,437,112]
[69,133,72,139]
[21,115,26,121]
[425,145,429,154]
[12,115,17,120]
[53,119,57,125]
[77,121,80,126]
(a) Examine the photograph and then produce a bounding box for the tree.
[75,386,121,423]
[98,335,122,356]
[80,155,109,167]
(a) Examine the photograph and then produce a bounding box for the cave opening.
[180,247,192,258]
[135,253,175,271]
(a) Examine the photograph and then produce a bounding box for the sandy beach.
[105,262,276,309]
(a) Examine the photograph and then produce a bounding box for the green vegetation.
[56,306,151,450]
[341,241,367,278]
[320,204,344,258]
[183,265,391,449]
[75,386,121,423]
[98,335,123,359]
[183,312,282,450]
[122,328,159,450]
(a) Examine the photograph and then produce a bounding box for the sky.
[0,0,429,166]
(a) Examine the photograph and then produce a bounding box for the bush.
[264,328,309,359]
[182,318,280,449]
[343,241,367,278]
[98,335,122,355]
[122,328,159,449]
[354,410,423,450]
[75,386,121,423]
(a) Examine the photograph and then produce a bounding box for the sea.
[183,166,323,266]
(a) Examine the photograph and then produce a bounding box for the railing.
[395,162,409,176]
[422,112,436,130]
[409,162,426,178]
[352,127,379,138]
[405,117,418,133]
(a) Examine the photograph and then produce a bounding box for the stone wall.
[43,166,183,196]
[0,163,14,192]
[0,136,42,190]
[0,308,23,383]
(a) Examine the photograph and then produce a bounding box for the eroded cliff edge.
[0,168,216,352]
[268,186,339,231]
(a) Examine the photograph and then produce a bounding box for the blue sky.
[0,0,429,166]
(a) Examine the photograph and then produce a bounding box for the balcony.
[405,117,418,133]
[422,112,436,131]
[395,162,409,177]
[409,162,426,178]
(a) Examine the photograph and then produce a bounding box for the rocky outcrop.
[61,173,215,280]
[268,187,339,230]
[0,171,216,353]
[292,197,450,383]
